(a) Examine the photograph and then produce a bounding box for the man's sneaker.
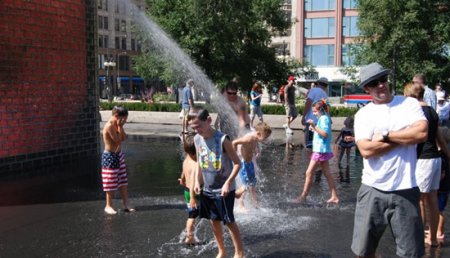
[283,124,288,129]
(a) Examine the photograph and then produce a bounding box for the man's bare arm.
[384,120,428,145]
[357,120,427,158]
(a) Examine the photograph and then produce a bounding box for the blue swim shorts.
[239,161,257,188]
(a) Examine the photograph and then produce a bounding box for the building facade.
[272,0,359,97]
[97,0,147,99]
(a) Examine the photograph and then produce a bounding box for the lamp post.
[104,59,116,102]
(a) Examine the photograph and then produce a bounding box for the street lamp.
[104,60,116,102]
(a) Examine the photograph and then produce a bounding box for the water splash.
[123,0,240,138]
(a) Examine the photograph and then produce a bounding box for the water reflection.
[109,135,449,258]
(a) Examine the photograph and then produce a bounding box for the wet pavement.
[1,113,450,257]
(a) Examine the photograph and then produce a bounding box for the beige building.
[272,0,360,97]
[97,0,147,99]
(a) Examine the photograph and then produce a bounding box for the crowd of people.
[101,65,450,257]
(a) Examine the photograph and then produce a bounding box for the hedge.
[100,102,359,117]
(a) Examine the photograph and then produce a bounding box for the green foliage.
[356,0,450,88]
[100,102,359,117]
[152,92,175,102]
[100,102,181,112]
[133,52,181,86]
[143,0,291,90]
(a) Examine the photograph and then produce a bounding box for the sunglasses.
[227,91,237,96]
[367,75,388,88]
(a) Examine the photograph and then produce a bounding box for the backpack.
[279,85,285,96]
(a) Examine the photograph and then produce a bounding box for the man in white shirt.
[351,63,428,258]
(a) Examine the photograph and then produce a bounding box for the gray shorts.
[285,104,298,119]
[351,184,424,258]
[250,105,263,119]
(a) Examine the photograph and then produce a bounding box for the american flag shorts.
[101,151,128,192]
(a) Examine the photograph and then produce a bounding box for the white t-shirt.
[354,96,426,191]
[437,101,450,122]
[305,87,328,123]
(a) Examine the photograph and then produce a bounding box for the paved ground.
[100,111,347,147]
[1,111,450,257]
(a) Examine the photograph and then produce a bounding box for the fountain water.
[124,0,240,138]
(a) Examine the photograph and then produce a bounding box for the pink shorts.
[311,152,334,162]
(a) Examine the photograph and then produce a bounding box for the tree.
[133,51,185,87]
[140,0,291,90]
[356,0,450,90]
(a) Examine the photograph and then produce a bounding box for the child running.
[178,134,200,245]
[334,116,355,165]
[190,108,245,258]
[295,99,339,204]
[232,122,272,211]
[101,106,135,214]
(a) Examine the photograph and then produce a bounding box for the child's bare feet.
[184,234,199,245]
[104,206,117,215]
[326,197,339,204]
[216,251,226,258]
[233,252,245,258]
[235,186,246,199]
[123,207,136,212]
[293,195,306,204]
[236,206,249,213]
[425,239,441,248]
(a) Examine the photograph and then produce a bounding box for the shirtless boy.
[102,106,135,215]
[232,122,272,211]
[178,134,200,244]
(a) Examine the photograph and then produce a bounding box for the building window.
[121,38,127,50]
[98,16,108,30]
[272,43,290,57]
[98,54,106,69]
[304,18,335,38]
[121,20,127,32]
[98,35,108,48]
[115,37,120,49]
[305,0,335,11]
[97,0,108,10]
[304,44,335,66]
[342,44,356,66]
[131,38,136,51]
[119,56,130,71]
[343,0,358,9]
[103,16,108,30]
[343,16,359,37]
[115,19,120,32]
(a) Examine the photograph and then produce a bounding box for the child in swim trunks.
[334,116,355,165]
[178,134,200,244]
[232,122,272,211]
[101,106,135,215]
[190,108,245,258]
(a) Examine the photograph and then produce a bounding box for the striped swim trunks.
[101,151,128,191]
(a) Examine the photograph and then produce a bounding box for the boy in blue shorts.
[190,108,244,258]
[232,122,272,211]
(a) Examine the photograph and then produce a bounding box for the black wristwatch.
[382,131,390,142]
